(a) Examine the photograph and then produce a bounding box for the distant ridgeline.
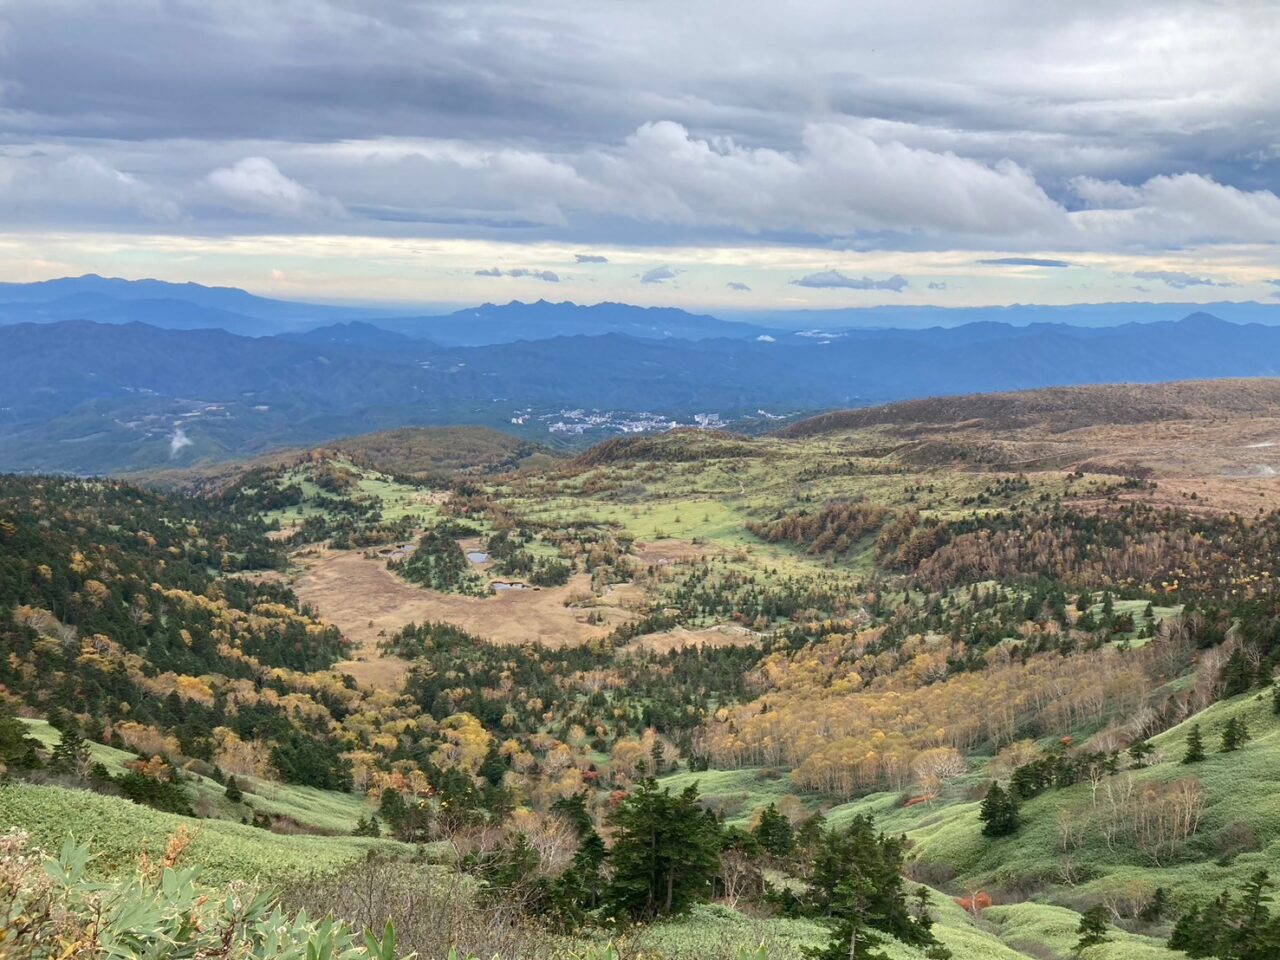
[5,279,1280,472]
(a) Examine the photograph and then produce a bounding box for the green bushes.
[0,829,408,960]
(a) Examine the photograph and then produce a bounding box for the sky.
[1,0,1279,310]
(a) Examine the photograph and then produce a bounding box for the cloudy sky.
[1,0,1279,309]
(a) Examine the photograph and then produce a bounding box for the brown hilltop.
[779,378,1280,438]
[771,379,1280,514]
[130,424,553,491]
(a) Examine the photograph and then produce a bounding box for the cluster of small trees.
[390,523,488,595]
[747,501,889,558]
[468,781,949,959]
[913,503,1280,603]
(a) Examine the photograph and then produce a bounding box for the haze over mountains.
[6,275,1280,474]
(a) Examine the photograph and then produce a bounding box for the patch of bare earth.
[624,624,759,655]
[291,548,636,690]
[632,538,719,565]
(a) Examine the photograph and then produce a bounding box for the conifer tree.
[1221,648,1255,697]
[1074,905,1111,954]
[1139,887,1167,923]
[1221,716,1250,753]
[0,703,41,772]
[1169,871,1280,959]
[1182,723,1205,764]
[803,815,937,960]
[224,775,243,802]
[49,725,91,777]
[605,779,721,920]
[753,802,795,857]
[979,782,1019,837]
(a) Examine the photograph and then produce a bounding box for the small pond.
[467,551,489,564]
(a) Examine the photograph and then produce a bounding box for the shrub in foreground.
[0,828,405,960]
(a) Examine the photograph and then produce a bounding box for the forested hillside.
[5,381,1280,960]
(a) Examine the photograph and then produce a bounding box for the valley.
[7,378,1280,959]
[8,3,1280,956]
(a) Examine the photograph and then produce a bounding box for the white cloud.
[169,426,192,457]
[474,266,559,281]
[1131,269,1234,289]
[640,265,678,284]
[208,157,342,219]
[574,121,1064,239]
[1069,173,1280,245]
[791,270,909,291]
[0,149,181,222]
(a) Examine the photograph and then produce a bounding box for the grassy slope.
[633,897,1039,960]
[0,781,404,885]
[887,691,1280,904]
[21,719,374,833]
[657,768,805,827]
[661,692,1280,959]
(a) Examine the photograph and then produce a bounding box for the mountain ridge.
[8,310,1280,472]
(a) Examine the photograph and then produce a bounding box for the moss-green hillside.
[0,781,408,885]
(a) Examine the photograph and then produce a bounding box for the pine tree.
[649,738,666,776]
[803,816,937,960]
[979,782,1019,837]
[49,725,91,777]
[1128,741,1155,768]
[0,702,41,772]
[605,779,721,920]
[1182,723,1205,764]
[224,775,243,802]
[1169,872,1280,959]
[1139,887,1167,923]
[352,814,381,837]
[1222,648,1254,697]
[1221,716,1250,753]
[1074,905,1111,954]
[753,802,795,857]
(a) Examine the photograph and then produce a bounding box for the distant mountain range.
[6,274,1280,342]
[0,275,778,343]
[5,302,1280,473]
[730,299,1280,330]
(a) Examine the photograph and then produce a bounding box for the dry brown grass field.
[786,379,1280,515]
[292,548,637,689]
